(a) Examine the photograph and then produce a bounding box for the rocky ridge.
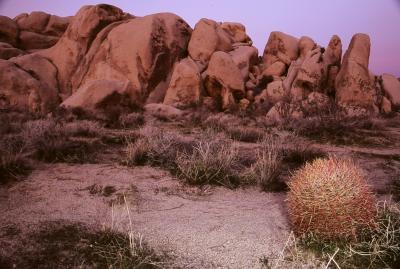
[0,4,399,120]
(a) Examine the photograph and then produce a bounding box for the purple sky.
[1,0,399,76]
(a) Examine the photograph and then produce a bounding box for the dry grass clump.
[225,125,265,143]
[243,135,284,191]
[176,138,242,188]
[0,137,31,184]
[282,143,326,170]
[119,112,145,129]
[21,119,101,163]
[287,157,377,241]
[124,127,195,170]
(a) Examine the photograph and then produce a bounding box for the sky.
[1,0,399,76]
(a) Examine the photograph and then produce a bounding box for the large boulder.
[265,80,286,104]
[298,36,316,61]
[38,4,128,99]
[188,18,232,66]
[290,48,324,101]
[0,59,59,113]
[0,42,25,59]
[221,22,250,43]
[70,12,192,106]
[19,31,59,50]
[0,16,19,47]
[228,46,258,80]
[262,31,299,69]
[61,79,140,115]
[323,35,342,67]
[381,73,400,109]
[15,11,50,33]
[261,61,286,78]
[163,57,201,108]
[204,51,245,110]
[335,33,376,109]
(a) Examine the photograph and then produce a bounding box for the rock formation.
[0,4,398,119]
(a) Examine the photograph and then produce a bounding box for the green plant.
[287,157,377,241]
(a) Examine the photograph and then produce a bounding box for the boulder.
[221,22,250,43]
[15,11,50,33]
[11,54,59,95]
[301,92,331,115]
[266,80,286,104]
[335,33,376,109]
[229,46,258,80]
[266,101,303,123]
[204,51,245,110]
[70,11,192,106]
[298,36,316,61]
[323,35,342,67]
[38,4,128,99]
[381,96,392,114]
[61,79,140,114]
[0,16,19,47]
[188,18,232,66]
[381,73,400,108]
[283,59,302,91]
[261,61,286,78]
[163,57,201,108]
[19,31,59,50]
[262,31,299,69]
[0,59,58,113]
[15,12,71,37]
[291,47,324,100]
[0,42,25,59]
[144,103,185,120]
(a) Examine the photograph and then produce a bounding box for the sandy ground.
[0,163,290,268]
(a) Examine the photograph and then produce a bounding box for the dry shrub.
[119,112,145,129]
[0,137,30,184]
[63,120,104,137]
[21,119,101,163]
[123,127,195,170]
[282,143,326,170]
[287,157,377,241]
[176,138,241,188]
[225,125,265,143]
[283,114,389,146]
[243,135,284,191]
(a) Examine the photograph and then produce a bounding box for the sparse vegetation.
[243,135,284,191]
[3,221,166,269]
[176,138,242,188]
[287,157,377,241]
[283,114,392,146]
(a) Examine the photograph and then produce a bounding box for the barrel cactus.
[287,157,377,241]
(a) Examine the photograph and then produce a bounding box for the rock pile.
[0,4,398,119]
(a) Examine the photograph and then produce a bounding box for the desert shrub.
[64,120,104,137]
[7,221,165,269]
[225,125,265,143]
[119,112,145,129]
[282,143,326,170]
[243,135,284,191]
[0,137,30,184]
[123,127,195,170]
[283,114,390,146]
[176,138,241,188]
[287,157,377,241]
[21,119,101,163]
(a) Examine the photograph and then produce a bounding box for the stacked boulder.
[0,4,398,119]
[0,12,71,59]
